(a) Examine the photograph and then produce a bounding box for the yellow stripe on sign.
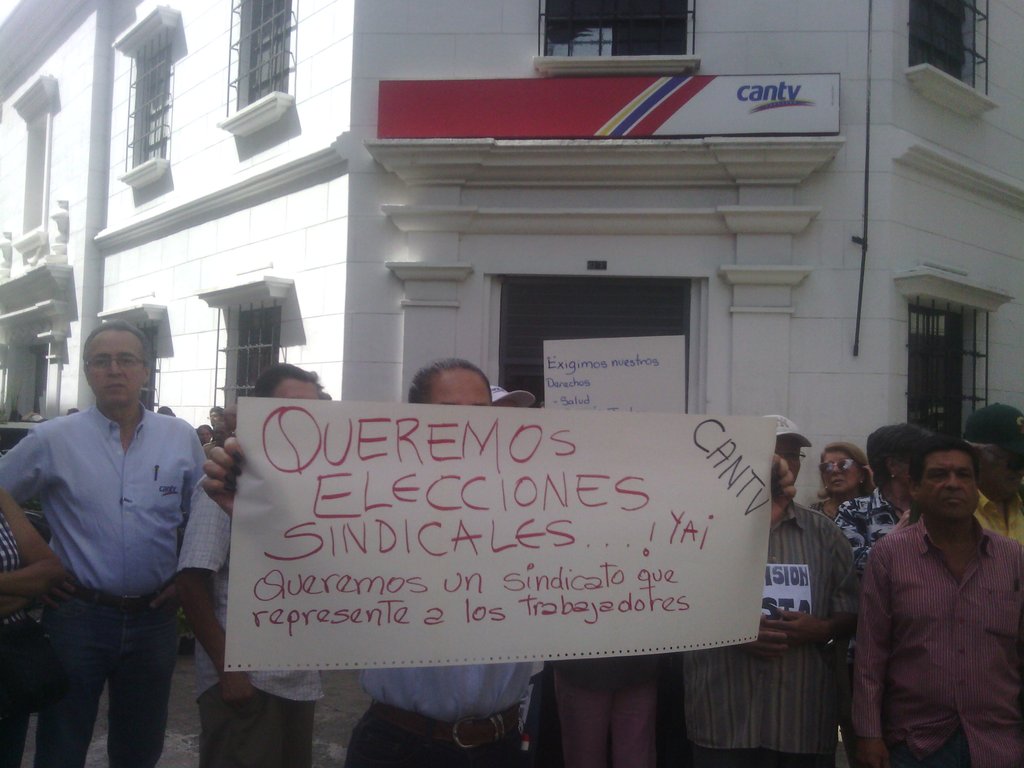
[595,77,673,137]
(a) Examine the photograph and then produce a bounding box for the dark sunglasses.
[819,458,858,473]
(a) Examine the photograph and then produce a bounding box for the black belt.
[72,585,160,613]
[369,701,520,748]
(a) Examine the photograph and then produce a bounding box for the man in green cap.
[964,403,1024,544]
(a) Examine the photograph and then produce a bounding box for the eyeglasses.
[86,354,145,370]
[819,458,858,474]
[778,451,806,463]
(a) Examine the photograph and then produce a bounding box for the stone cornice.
[893,266,1014,312]
[365,137,845,188]
[113,6,182,57]
[894,143,1024,210]
[197,276,294,309]
[382,205,819,236]
[95,140,348,252]
[718,266,813,287]
[904,64,996,118]
[98,303,168,325]
[533,55,701,77]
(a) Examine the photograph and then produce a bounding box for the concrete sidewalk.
[22,654,370,767]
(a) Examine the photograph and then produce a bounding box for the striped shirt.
[684,503,858,754]
[853,521,1024,766]
[178,490,323,702]
[0,514,27,626]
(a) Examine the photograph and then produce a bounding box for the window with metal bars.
[229,0,296,111]
[127,32,173,168]
[224,305,281,402]
[906,299,988,437]
[540,0,692,57]
[909,0,988,91]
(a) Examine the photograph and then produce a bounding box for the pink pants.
[554,671,657,768]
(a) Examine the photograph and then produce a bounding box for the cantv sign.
[378,74,839,140]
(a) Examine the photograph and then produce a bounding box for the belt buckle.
[451,712,503,749]
[117,594,142,611]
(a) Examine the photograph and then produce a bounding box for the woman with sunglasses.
[810,442,874,521]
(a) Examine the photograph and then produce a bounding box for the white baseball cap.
[765,414,812,447]
[490,386,536,407]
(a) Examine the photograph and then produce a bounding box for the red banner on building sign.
[377,74,839,140]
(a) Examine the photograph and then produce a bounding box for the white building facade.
[1,0,1021,485]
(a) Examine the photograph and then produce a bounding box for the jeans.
[34,598,178,768]
[0,713,30,768]
[890,730,971,768]
[344,708,527,768]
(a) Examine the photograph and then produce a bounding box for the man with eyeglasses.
[0,319,205,768]
[964,403,1024,545]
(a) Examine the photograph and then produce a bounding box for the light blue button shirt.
[360,663,535,722]
[0,407,205,595]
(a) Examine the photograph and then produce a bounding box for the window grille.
[906,299,988,437]
[909,0,988,91]
[228,0,296,111]
[223,304,281,402]
[126,32,173,168]
[540,0,693,57]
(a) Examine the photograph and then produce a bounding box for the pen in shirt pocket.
[153,465,159,481]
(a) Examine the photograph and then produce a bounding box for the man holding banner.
[683,420,858,768]
[202,359,534,767]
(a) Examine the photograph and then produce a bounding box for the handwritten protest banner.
[224,400,776,671]
[544,336,686,412]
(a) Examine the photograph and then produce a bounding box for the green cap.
[964,403,1024,457]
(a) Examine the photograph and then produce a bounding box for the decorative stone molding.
[533,55,700,77]
[98,303,168,325]
[718,206,819,235]
[197,276,294,309]
[0,264,73,309]
[382,205,819,236]
[717,266,813,287]
[0,233,11,282]
[96,142,346,251]
[385,262,474,283]
[217,91,295,137]
[118,158,170,189]
[894,143,1024,210]
[385,262,472,309]
[13,75,59,121]
[904,64,996,118]
[893,265,1013,313]
[12,229,49,269]
[0,264,74,339]
[113,6,182,57]
[49,201,69,265]
[365,137,845,188]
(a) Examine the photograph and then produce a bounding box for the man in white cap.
[766,414,812,481]
[490,385,536,408]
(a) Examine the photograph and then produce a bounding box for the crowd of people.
[0,318,1022,768]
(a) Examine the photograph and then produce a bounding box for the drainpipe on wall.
[852,0,874,357]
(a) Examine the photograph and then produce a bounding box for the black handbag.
[0,617,69,719]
